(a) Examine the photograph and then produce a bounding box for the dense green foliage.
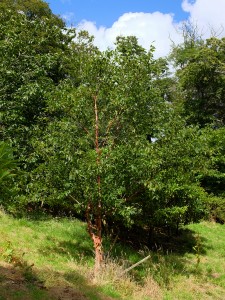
[170,26,225,223]
[171,30,225,127]
[0,142,16,202]
[0,0,224,264]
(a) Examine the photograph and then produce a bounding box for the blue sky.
[47,0,225,58]
[48,0,189,27]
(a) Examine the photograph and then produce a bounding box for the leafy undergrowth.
[0,210,224,300]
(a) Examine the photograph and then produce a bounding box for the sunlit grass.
[0,209,224,300]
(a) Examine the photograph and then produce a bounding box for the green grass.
[0,209,224,300]
[159,222,225,300]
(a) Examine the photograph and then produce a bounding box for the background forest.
[0,0,225,290]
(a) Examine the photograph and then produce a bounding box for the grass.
[0,209,224,300]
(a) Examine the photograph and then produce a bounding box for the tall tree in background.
[171,26,225,127]
[171,25,225,223]
[0,0,64,25]
[0,0,73,169]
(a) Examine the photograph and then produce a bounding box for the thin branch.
[68,194,81,205]
[105,235,119,259]
[120,255,151,275]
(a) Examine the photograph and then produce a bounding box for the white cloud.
[77,0,225,58]
[182,0,225,37]
[78,12,183,58]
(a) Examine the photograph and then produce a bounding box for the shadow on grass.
[0,262,118,300]
[40,238,94,262]
[152,227,210,255]
[102,225,213,287]
[9,212,214,293]
[38,221,94,262]
[13,212,93,262]
[116,224,212,255]
[0,263,51,300]
[15,210,211,257]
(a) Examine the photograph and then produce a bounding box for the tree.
[29,35,169,274]
[0,1,74,169]
[171,27,225,224]
[24,32,213,272]
[139,122,210,235]
[200,127,225,223]
[171,34,225,127]
[0,0,64,25]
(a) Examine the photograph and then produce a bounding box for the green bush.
[205,196,225,224]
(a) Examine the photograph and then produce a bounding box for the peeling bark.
[85,94,103,276]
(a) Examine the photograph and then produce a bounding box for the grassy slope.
[0,210,224,300]
[163,222,225,300]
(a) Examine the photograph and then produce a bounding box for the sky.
[47,0,225,58]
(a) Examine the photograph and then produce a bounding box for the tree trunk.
[86,202,103,275]
[92,94,103,275]
[92,232,103,274]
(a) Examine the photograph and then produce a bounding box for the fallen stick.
[121,254,151,275]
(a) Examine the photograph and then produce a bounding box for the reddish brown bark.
[86,94,103,276]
